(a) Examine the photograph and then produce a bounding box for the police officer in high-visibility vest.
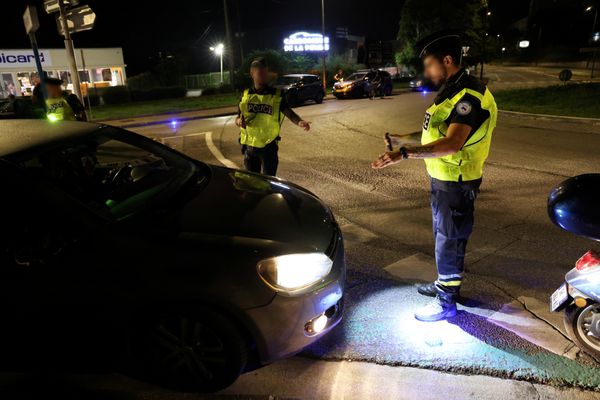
[45,77,87,122]
[372,33,497,322]
[236,57,310,176]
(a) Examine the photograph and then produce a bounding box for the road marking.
[205,131,239,169]
[158,131,209,143]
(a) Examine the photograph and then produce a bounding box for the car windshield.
[7,127,197,220]
[346,73,366,81]
[275,76,301,85]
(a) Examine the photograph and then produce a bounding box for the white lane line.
[158,131,210,143]
[205,131,239,169]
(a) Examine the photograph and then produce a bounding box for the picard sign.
[0,50,53,68]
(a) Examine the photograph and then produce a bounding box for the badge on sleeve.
[455,101,472,116]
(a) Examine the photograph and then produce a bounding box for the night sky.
[0,0,586,76]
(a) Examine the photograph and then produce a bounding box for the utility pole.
[58,0,82,101]
[321,0,327,89]
[223,0,235,86]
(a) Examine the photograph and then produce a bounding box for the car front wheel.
[127,308,248,392]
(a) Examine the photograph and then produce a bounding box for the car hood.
[179,166,336,253]
[273,84,294,91]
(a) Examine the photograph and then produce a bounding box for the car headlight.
[257,253,333,293]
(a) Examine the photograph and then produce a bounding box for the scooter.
[548,174,600,360]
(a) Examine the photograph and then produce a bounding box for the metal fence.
[184,72,231,89]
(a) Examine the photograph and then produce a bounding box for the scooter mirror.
[548,173,600,241]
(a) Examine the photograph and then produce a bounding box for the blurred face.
[423,54,454,86]
[46,84,62,98]
[250,66,269,87]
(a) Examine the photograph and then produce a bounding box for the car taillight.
[575,250,600,272]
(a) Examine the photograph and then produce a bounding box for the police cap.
[250,57,268,70]
[45,77,63,86]
[417,31,462,63]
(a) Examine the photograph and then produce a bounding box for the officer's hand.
[371,151,402,169]
[235,116,246,128]
[384,133,404,148]
[298,120,311,131]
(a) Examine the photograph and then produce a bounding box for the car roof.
[0,119,102,157]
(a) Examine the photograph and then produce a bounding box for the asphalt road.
[122,90,600,396]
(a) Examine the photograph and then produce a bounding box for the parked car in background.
[332,70,393,99]
[273,74,325,107]
[0,97,38,119]
[0,120,346,393]
[409,75,438,92]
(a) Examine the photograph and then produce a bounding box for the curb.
[499,109,600,124]
[99,89,410,129]
[108,110,238,129]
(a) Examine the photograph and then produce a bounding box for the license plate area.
[550,283,569,312]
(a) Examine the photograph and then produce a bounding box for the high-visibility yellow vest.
[421,87,497,182]
[46,94,76,122]
[239,88,283,148]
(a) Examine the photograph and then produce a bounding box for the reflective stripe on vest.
[46,95,76,121]
[239,88,283,148]
[421,87,497,182]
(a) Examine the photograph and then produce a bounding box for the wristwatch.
[399,146,409,160]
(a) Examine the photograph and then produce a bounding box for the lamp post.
[210,43,225,84]
[586,5,598,40]
[321,0,327,89]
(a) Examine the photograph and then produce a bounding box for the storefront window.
[78,70,90,83]
[16,72,38,96]
[0,73,16,98]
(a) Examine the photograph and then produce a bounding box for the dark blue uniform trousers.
[431,177,481,295]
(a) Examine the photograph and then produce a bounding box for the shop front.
[0,47,126,98]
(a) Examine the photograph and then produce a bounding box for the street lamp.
[210,43,225,84]
[585,5,598,41]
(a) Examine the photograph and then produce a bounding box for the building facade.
[0,47,126,98]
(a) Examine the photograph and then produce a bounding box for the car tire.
[315,92,324,104]
[564,303,600,362]
[126,307,248,393]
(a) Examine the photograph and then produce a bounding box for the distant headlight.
[257,253,333,293]
[416,80,423,86]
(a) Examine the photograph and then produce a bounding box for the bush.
[201,87,217,96]
[84,93,101,107]
[130,86,186,101]
[101,86,131,105]
[217,83,234,94]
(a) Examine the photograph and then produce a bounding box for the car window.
[304,76,317,84]
[7,129,197,220]
[346,73,366,81]
[275,76,300,85]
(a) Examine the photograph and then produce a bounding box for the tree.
[396,0,487,68]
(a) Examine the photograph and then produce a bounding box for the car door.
[304,76,319,99]
[0,162,105,365]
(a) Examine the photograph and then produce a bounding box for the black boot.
[416,282,438,297]
[414,290,458,322]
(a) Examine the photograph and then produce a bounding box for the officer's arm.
[403,123,471,159]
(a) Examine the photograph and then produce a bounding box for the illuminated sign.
[0,50,52,68]
[284,32,330,52]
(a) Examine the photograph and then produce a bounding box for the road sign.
[23,5,40,34]
[558,69,573,82]
[55,5,96,35]
[44,0,79,14]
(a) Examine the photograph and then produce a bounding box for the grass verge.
[91,93,239,121]
[494,83,600,119]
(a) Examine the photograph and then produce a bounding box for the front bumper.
[243,233,345,364]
